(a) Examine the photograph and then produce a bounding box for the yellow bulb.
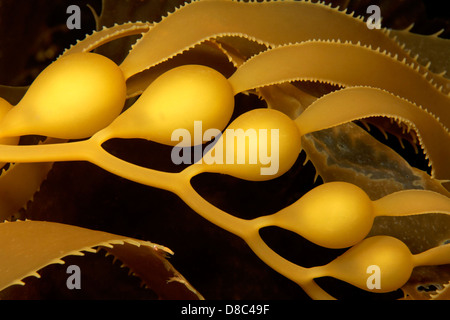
[0,98,20,168]
[202,108,302,181]
[102,65,235,146]
[0,53,126,139]
[273,182,374,248]
[322,236,414,293]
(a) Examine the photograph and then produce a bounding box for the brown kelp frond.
[400,271,450,300]
[301,123,450,201]
[431,281,450,300]
[0,162,12,177]
[0,220,201,299]
[294,86,450,180]
[390,29,450,85]
[359,117,422,154]
[228,41,450,131]
[120,0,436,81]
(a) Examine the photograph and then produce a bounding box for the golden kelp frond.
[0,100,57,221]
[120,0,443,83]
[228,41,450,131]
[125,41,236,98]
[0,98,19,171]
[0,98,73,222]
[0,162,53,221]
[1,0,449,301]
[0,220,202,299]
[0,220,141,290]
[62,22,151,56]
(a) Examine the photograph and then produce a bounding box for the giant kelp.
[0,0,449,300]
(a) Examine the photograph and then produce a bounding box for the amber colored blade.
[0,220,202,299]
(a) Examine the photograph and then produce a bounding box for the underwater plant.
[0,0,449,300]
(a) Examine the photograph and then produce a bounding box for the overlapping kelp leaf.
[0,220,202,299]
[196,0,450,298]
[0,0,449,300]
[0,0,204,300]
[98,0,450,300]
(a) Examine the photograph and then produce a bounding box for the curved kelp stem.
[0,86,449,184]
[243,230,336,300]
[0,137,449,298]
[0,139,337,299]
